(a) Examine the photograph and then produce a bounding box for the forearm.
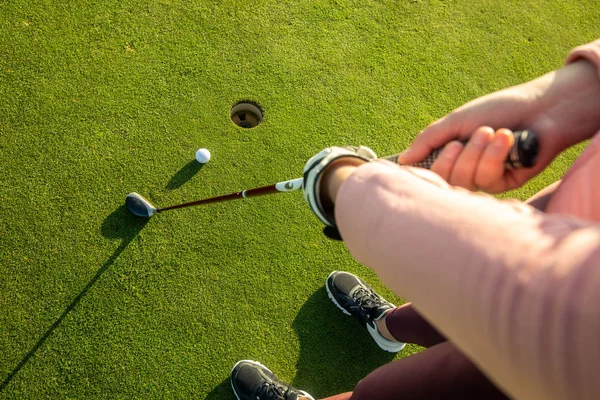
[334,161,600,400]
[529,59,600,151]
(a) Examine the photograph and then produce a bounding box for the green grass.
[0,0,597,398]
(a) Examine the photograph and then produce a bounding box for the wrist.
[320,158,365,207]
[531,60,600,150]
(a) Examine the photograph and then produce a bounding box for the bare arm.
[323,160,600,400]
[398,40,600,194]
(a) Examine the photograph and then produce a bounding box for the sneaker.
[325,271,406,352]
[231,360,315,400]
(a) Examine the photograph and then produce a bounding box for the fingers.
[428,127,514,192]
[428,141,464,182]
[474,129,514,192]
[448,127,494,190]
[397,86,531,166]
[397,114,464,165]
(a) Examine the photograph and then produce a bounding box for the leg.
[382,302,446,348]
[320,393,352,400]
[323,342,509,400]
[326,271,445,351]
[525,180,561,211]
[324,272,508,400]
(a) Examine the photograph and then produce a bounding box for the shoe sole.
[325,271,406,353]
[230,360,314,400]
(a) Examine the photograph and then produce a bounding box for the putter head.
[126,192,157,217]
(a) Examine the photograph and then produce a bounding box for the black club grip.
[382,130,539,170]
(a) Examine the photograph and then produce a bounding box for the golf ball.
[195,148,211,164]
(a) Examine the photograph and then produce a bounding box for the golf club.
[126,177,303,217]
[127,130,539,218]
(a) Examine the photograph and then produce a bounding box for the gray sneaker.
[231,360,315,400]
[326,271,406,352]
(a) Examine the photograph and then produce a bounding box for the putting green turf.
[0,0,598,398]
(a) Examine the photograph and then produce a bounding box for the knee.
[348,378,369,400]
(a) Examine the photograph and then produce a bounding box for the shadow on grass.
[204,377,231,400]
[205,287,395,399]
[0,205,148,392]
[291,287,396,398]
[166,160,204,190]
[203,287,394,400]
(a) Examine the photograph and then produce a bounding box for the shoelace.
[352,287,384,318]
[255,381,290,400]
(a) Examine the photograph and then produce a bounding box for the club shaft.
[156,178,303,213]
[157,185,275,212]
[155,130,538,213]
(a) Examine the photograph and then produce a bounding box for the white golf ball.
[195,148,211,164]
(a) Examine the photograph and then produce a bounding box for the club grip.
[382,130,538,170]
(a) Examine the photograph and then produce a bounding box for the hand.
[303,146,376,227]
[398,60,600,193]
[414,126,519,193]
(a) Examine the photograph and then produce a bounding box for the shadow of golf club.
[166,160,204,190]
[0,205,148,392]
[290,287,396,398]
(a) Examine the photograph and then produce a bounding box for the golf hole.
[230,101,263,129]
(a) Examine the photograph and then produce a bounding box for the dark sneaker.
[326,271,406,352]
[231,360,315,400]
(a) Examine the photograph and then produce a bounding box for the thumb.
[398,115,463,165]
